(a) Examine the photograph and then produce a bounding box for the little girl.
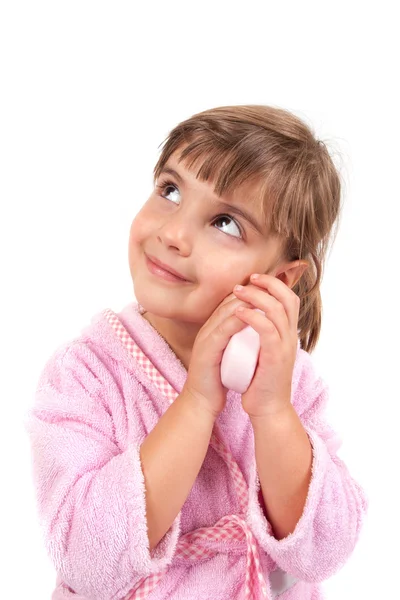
[25,104,368,600]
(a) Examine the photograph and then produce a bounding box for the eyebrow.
[159,166,264,235]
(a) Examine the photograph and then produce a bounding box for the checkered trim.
[102,308,271,599]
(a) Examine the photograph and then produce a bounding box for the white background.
[1,1,398,598]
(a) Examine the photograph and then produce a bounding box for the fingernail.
[251,273,260,280]
[234,284,244,291]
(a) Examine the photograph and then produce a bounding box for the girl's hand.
[232,273,300,418]
[183,293,255,418]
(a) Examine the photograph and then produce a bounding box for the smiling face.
[127,147,284,360]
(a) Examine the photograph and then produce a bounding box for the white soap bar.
[220,309,264,394]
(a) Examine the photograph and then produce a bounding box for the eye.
[212,214,242,239]
[156,179,244,240]
[160,182,180,203]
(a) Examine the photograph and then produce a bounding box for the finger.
[201,295,254,338]
[233,284,288,339]
[235,305,281,342]
[249,274,300,331]
[217,291,252,312]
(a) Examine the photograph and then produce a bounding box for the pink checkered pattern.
[102,309,270,600]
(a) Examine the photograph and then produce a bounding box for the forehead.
[159,155,275,240]
[164,150,264,206]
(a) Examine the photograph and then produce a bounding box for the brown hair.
[153,105,344,354]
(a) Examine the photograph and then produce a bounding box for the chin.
[133,285,173,317]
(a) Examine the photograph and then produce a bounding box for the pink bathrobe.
[25,301,368,600]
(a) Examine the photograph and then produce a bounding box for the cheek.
[197,257,247,304]
[129,211,150,247]
[198,253,250,287]
[128,214,150,275]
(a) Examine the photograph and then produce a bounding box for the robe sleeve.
[24,343,182,600]
[246,352,369,584]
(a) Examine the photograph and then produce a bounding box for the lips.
[146,254,190,281]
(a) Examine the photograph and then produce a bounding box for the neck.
[141,311,199,371]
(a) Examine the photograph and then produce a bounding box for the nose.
[157,207,194,253]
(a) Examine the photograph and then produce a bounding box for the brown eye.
[159,182,180,203]
[156,179,244,241]
[213,215,243,239]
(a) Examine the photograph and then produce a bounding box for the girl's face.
[128,149,283,355]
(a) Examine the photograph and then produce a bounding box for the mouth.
[145,254,191,283]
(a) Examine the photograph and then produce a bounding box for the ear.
[274,260,309,289]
